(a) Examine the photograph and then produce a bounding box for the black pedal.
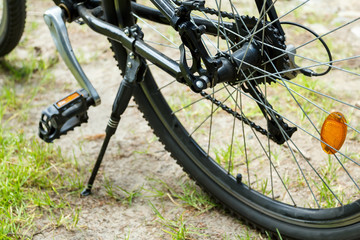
[39,89,94,143]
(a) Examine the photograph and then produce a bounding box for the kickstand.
[81,52,145,196]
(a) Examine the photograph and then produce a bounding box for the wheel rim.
[131,0,360,224]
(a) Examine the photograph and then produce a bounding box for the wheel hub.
[231,16,291,85]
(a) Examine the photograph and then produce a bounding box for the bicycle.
[35,0,360,239]
[0,0,26,57]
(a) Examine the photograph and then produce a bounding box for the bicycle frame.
[42,0,292,191]
[46,0,266,101]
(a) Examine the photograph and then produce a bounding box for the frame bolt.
[236,173,242,184]
[124,28,130,36]
[127,62,132,68]
[129,52,135,59]
[195,80,204,89]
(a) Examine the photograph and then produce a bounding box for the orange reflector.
[320,112,347,154]
[56,92,80,108]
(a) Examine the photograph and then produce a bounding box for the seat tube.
[102,0,135,27]
[113,0,135,27]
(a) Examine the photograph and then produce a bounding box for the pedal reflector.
[56,92,80,108]
[320,112,347,154]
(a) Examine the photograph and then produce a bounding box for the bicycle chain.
[172,0,237,19]
[200,91,278,141]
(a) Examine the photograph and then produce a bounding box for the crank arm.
[44,6,101,106]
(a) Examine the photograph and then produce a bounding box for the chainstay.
[200,91,279,141]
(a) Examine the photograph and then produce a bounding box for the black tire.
[0,0,26,57]
[104,1,360,239]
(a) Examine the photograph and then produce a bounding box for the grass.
[0,115,83,238]
[149,201,207,239]
[0,46,58,121]
[104,176,143,205]
[0,46,58,83]
[148,177,218,213]
[214,139,247,176]
[312,155,346,208]
[0,36,83,238]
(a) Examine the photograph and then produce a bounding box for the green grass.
[0,118,84,238]
[0,38,83,239]
[149,201,207,239]
[148,177,218,213]
[214,140,247,176]
[0,47,58,121]
[104,176,143,205]
[0,48,58,83]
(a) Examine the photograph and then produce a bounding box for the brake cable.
[280,21,333,77]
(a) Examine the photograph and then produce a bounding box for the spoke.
[264,16,360,65]
[264,66,275,200]
[158,79,177,91]
[232,84,360,167]
[236,0,274,74]
[207,89,215,155]
[172,85,227,114]
[245,72,360,112]
[260,0,267,56]
[234,0,310,47]
[263,51,321,136]
[240,72,322,206]
[258,44,360,79]
[240,75,339,206]
[228,87,239,174]
[216,0,233,55]
[287,56,360,77]
[334,154,360,192]
[189,89,236,137]
[237,65,355,155]
[239,81,251,188]
[238,49,360,137]
[207,1,223,155]
[270,78,360,136]
[230,51,360,113]
[257,53,345,205]
[255,53,360,194]
[224,83,297,205]
[133,12,179,48]
[215,0,222,50]
[229,0,250,35]
[252,54,360,81]
[144,40,179,50]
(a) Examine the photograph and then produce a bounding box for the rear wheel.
[0,0,26,57]
[106,1,360,239]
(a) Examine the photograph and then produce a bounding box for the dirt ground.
[6,0,360,239]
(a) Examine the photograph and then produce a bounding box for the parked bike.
[7,0,360,239]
